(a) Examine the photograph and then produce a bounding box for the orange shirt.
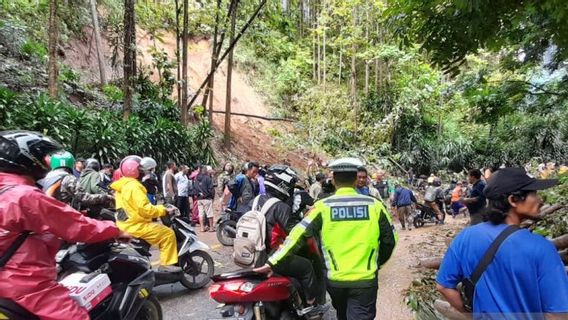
[451,186,463,202]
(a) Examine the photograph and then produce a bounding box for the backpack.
[233,196,280,268]
[424,186,437,202]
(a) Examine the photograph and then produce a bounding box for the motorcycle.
[216,209,243,246]
[101,206,214,289]
[132,209,215,289]
[0,241,162,320]
[209,269,328,320]
[412,201,446,228]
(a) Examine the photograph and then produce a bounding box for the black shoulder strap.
[471,225,521,284]
[0,185,31,268]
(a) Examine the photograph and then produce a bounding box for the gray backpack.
[233,196,280,268]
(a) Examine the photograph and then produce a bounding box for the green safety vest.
[269,187,396,287]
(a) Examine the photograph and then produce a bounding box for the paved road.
[152,230,236,320]
[152,229,337,320]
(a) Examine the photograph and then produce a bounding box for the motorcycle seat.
[0,298,38,320]
[131,238,152,257]
[211,268,266,282]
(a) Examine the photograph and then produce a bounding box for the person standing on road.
[450,181,466,218]
[196,165,215,232]
[309,172,325,200]
[462,169,487,225]
[437,168,568,317]
[356,166,381,200]
[393,184,417,230]
[255,158,397,320]
[227,162,259,212]
[372,170,390,200]
[174,165,190,219]
[162,161,177,205]
[217,163,234,207]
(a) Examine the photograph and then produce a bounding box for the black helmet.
[85,158,101,171]
[433,178,442,187]
[264,164,298,199]
[0,130,64,180]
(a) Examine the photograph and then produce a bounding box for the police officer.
[255,158,397,320]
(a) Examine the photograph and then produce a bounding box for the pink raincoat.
[0,172,120,320]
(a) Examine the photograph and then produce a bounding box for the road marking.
[211,244,222,250]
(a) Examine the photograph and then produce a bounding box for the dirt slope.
[63,29,310,169]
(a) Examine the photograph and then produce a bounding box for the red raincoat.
[0,173,120,320]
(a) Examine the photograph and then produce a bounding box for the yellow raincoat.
[111,177,178,265]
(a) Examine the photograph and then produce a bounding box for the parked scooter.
[0,241,162,320]
[209,269,328,320]
[100,206,214,289]
[216,209,243,246]
[132,207,215,289]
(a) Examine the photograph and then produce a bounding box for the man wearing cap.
[437,168,568,317]
[255,158,397,320]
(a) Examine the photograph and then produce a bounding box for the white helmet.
[140,157,157,172]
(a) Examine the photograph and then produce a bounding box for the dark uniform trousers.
[327,285,377,320]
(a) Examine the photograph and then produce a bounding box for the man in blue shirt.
[437,168,568,319]
[392,184,417,230]
[462,169,487,225]
[356,166,381,199]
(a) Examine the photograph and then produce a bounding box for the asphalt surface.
[151,229,338,320]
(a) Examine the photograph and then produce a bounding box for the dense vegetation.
[1,0,567,173]
[0,86,214,166]
[233,0,568,173]
[0,0,214,167]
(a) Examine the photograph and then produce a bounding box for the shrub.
[20,40,47,61]
[0,87,215,167]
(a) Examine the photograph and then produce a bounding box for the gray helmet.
[85,158,100,171]
[140,157,157,172]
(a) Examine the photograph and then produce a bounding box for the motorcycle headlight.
[239,282,255,293]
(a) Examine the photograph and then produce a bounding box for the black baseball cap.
[484,167,558,200]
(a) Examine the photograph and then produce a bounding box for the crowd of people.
[0,130,567,320]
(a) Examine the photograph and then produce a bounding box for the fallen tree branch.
[419,257,442,269]
[434,300,470,320]
[520,204,564,228]
[552,234,568,250]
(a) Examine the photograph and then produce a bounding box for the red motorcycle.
[209,269,327,320]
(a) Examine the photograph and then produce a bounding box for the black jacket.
[256,192,292,252]
[195,173,215,200]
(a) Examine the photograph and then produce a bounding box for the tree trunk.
[316,29,321,84]
[299,0,303,37]
[312,26,317,81]
[350,6,357,122]
[418,257,442,269]
[181,0,189,124]
[224,0,238,149]
[434,300,469,320]
[364,1,369,96]
[123,0,136,120]
[90,0,107,86]
[338,47,342,85]
[48,0,58,98]
[552,234,568,250]
[202,0,221,123]
[175,0,181,108]
[322,0,326,88]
